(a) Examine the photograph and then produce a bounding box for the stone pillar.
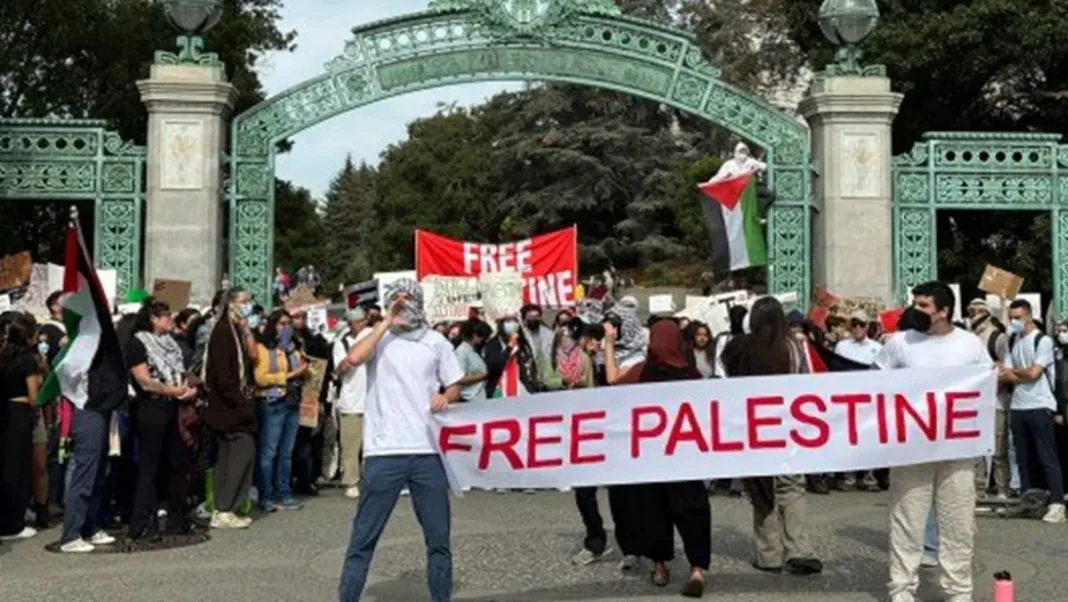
[799,76,903,304]
[138,63,236,307]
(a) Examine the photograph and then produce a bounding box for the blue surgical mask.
[248,315,261,329]
[279,325,294,347]
[37,341,49,356]
[1009,319,1025,334]
[239,303,254,319]
[502,321,519,336]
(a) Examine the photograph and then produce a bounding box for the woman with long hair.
[484,313,542,397]
[634,320,713,596]
[252,308,307,512]
[689,322,715,379]
[721,297,823,575]
[126,298,197,541]
[0,311,44,540]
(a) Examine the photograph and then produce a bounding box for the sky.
[259,0,520,198]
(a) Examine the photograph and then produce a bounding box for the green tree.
[273,179,327,281]
[321,156,380,290]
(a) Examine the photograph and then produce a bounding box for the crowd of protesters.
[3,277,1068,602]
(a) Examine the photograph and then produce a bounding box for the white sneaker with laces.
[345,486,360,499]
[60,538,95,553]
[571,544,614,566]
[1042,503,1067,524]
[88,531,116,545]
[0,526,37,541]
[211,512,252,530]
[618,554,640,572]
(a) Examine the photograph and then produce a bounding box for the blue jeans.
[61,408,111,544]
[923,509,937,554]
[339,455,451,602]
[256,400,300,507]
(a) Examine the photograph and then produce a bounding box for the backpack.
[1008,331,1056,394]
[985,331,1001,364]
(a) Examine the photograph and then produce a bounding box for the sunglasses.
[851,320,867,329]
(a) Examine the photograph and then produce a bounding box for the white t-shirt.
[835,337,883,366]
[333,328,372,415]
[364,330,464,457]
[875,328,993,372]
[1004,330,1057,412]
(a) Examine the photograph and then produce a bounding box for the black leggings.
[0,403,34,536]
[129,401,189,536]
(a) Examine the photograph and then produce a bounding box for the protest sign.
[152,279,192,311]
[416,227,578,307]
[0,294,10,311]
[978,265,1023,300]
[480,271,523,320]
[424,276,481,323]
[306,305,329,335]
[17,264,51,314]
[432,365,995,492]
[0,251,32,290]
[649,295,675,315]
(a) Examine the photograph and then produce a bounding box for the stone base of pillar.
[138,64,236,307]
[800,75,903,304]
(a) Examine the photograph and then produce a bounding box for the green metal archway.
[228,0,811,303]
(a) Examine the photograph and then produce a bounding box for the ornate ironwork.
[892,131,1068,314]
[154,35,224,69]
[228,0,812,303]
[822,46,886,77]
[0,119,145,295]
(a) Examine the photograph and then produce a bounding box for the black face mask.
[526,319,541,331]
[907,308,932,333]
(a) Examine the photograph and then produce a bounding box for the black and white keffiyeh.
[135,331,186,387]
[384,277,429,340]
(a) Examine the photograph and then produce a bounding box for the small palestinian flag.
[37,221,127,411]
[492,351,528,398]
[698,173,767,272]
[805,339,870,373]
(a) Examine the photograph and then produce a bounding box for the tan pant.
[990,408,1010,493]
[888,460,976,602]
[338,414,364,487]
[320,407,339,481]
[749,474,813,568]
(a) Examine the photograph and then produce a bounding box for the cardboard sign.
[838,296,887,321]
[424,276,481,323]
[152,279,192,311]
[978,265,1023,300]
[0,251,32,290]
[306,305,329,335]
[480,271,524,321]
[18,264,51,315]
[649,295,675,315]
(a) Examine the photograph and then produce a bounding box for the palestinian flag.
[804,339,870,373]
[492,351,528,398]
[37,222,127,411]
[698,173,767,272]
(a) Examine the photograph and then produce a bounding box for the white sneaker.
[571,544,614,566]
[0,526,37,541]
[194,502,212,521]
[88,531,116,545]
[920,549,938,567]
[60,538,95,553]
[211,512,252,530]
[1042,503,1067,524]
[618,554,641,572]
[400,488,410,497]
[345,486,360,499]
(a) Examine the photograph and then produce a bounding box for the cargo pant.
[746,474,813,568]
[887,460,976,602]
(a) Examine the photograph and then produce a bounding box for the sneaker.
[194,502,212,521]
[157,508,168,519]
[571,544,614,566]
[260,502,277,513]
[345,486,360,499]
[88,531,116,546]
[60,538,95,553]
[1042,503,1067,524]
[618,554,641,572]
[400,488,410,497]
[277,499,304,511]
[0,526,37,541]
[920,550,939,567]
[211,512,252,530]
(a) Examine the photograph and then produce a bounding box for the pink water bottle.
[993,570,1014,602]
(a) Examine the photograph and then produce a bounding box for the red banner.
[415,227,578,307]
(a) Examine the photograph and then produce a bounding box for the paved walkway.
[1,489,1063,601]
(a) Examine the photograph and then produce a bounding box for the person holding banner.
[720,297,823,576]
[874,282,993,602]
[338,278,464,602]
[631,319,712,595]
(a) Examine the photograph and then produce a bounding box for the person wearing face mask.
[454,319,492,403]
[999,299,1065,523]
[965,299,1016,498]
[203,288,259,530]
[338,278,464,602]
[874,282,993,602]
[484,314,541,397]
[520,304,554,365]
[446,323,463,349]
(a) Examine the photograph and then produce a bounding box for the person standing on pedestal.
[338,279,463,602]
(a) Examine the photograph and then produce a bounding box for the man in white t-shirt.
[999,298,1065,523]
[338,279,464,602]
[874,282,993,602]
[835,310,882,366]
[332,307,372,499]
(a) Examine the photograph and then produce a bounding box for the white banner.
[479,271,523,320]
[424,276,481,323]
[432,365,995,492]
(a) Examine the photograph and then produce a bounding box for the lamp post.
[155,0,224,67]
[817,0,883,77]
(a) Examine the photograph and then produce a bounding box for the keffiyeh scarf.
[385,278,429,341]
[135,331,186,387]
[609,297,647,366]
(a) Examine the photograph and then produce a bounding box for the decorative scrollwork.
[154,35,225,70]
[894,208,934,300]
